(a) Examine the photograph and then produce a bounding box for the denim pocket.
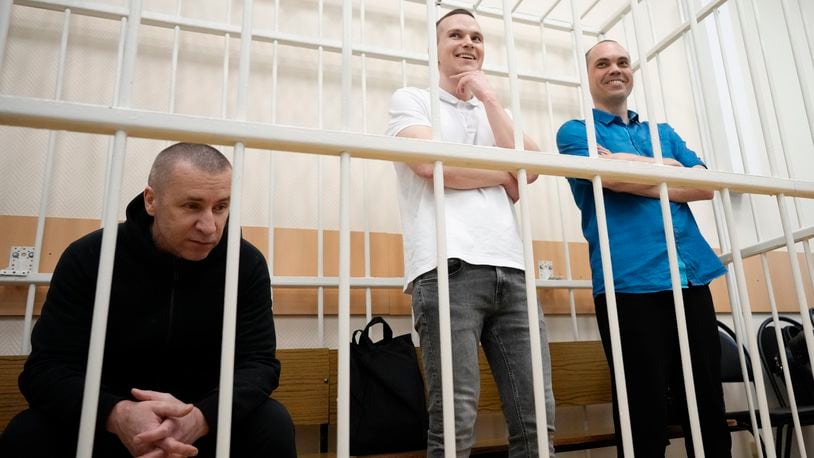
[414,258,464,287]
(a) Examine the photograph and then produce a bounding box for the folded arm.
[599,148,713,202]
[397,124,520,202]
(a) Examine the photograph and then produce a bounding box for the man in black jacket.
[0,143,296,457]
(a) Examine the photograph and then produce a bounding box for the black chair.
[717,321,761,433]
[756,316,814,457]
[716,320,814,457]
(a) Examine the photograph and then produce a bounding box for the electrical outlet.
[537,259,553,280]
[0,246,35,276]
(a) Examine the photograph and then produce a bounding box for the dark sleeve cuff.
[195,394,219,435]
[96,392,127,432]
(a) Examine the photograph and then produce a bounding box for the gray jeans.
[412,259,556,457]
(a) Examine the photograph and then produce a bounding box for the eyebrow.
[447,27,481,37]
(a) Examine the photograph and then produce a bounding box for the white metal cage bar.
[75,0,143,454]
[1,1,814,457]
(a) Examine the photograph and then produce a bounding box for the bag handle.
[353,316,393,345]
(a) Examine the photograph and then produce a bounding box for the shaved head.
[148,143,231,191]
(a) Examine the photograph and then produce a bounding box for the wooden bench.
[0,349,332,433]
[0,342,618,453]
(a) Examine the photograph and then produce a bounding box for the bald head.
[585,39,628,66]
[148,143,231,192]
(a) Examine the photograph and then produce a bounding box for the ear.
[144,186,157,216]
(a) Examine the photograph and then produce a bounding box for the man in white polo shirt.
[385,8,555,457]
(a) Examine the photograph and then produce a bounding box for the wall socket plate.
[537,259,553,280]
[0,246,35,276]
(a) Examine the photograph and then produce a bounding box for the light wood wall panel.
[2,215,813,317]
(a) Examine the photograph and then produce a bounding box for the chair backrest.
[718,320,753,384]
[757,316,814,407]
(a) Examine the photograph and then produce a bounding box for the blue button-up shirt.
[556,109,726,296]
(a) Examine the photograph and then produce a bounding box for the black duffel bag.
[350,316,428,455]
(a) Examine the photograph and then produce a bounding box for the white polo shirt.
[386,87,525,292]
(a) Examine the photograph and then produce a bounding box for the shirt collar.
[438,87,482,107]
[593,108,640,126]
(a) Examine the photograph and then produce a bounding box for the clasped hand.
[106,388,209,458]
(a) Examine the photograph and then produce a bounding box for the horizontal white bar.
[0,273,593,289]
[13,0,579,88]
[2,96,814,198]
[599,0,725,38]
[16,0,125,20]
[412,0,601,33]
[719,225,814,264]
[0,273,51,284]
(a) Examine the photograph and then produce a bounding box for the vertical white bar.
[22,8,72,355]
[502,0,524,150]
[337,153,352,458]
[540,21,579,340]
[713,7,807,452]
[76,0,142,453]
[518,170,550,455]
[221,2,232,119]
[760,248,807,457]
[101,18,127,225]
[432,160,455,458]
[645,1,668,122]
[424,3,454,456]
[569,0,634,454]
[268,0,279,278]
[720,188,777,455]
[216,0,253,455]
[501,1,549,454]
[737,0,814,327]
[776,194,814,379]
[0,0,12,74]
[426,2,441,138]
[629,0,705,452]
[677,0,765,451]
[217,141,245,457]
[77,131,130,458]
[360,0,372,324]
[336,0,353,455]
[168,0,183,113]
[399,0,407,88]
[778,0,814,142]
[401,0,414,343]
[317,0,325,347]
[798,0,814,62]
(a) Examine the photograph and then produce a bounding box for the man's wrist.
[106,400,132,433]
[191,406,210,438]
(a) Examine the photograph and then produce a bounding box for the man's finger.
[152,401,194,418]
[158,437,199,457]
[132,388,174,402]
[136,448,167,458]
[135,422,173,445]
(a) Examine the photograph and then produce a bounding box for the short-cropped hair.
[148,143,231,190]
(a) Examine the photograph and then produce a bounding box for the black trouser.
[0,397,296,458]
[595,285,731,457]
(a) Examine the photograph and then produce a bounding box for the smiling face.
[144,160,231,261]
[587,41,634,113]
[436,13,484,79]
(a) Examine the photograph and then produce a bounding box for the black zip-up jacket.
[19,194,280,437]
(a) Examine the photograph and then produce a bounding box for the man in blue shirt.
[557,40,731,456]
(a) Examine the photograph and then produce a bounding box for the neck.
[595,100,629,124]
